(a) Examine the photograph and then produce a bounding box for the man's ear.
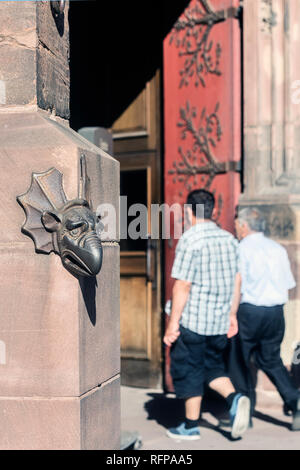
[212,207,218,220]
[41,211,62,232]
[241,221,250,237]
[185,205,193,219]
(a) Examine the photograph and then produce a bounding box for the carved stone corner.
[274,173,300,195]
[260,0,277,34]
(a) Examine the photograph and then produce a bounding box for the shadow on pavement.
[143,390,239,441]
[253,410,291,430]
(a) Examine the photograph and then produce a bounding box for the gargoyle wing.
[17,168,68,254]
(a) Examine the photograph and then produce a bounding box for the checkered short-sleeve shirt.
[171,222,239,336]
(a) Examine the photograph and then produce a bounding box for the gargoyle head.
[17,156,102,278]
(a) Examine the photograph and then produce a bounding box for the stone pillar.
[0,1,120,449]
[241,0,300,399]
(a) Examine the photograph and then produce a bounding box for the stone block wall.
[241,0,300,404]
[0,1,120,449]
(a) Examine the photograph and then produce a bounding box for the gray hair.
[237,207,266,232]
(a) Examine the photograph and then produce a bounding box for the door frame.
[115,150,163,387]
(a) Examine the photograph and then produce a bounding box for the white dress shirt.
[239,232,296,307]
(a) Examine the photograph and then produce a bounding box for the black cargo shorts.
[170,325,229,399]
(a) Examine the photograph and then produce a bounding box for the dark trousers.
[235,303,299,415]
[170,326,229,399]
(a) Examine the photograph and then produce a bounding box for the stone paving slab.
[121,386,300,451]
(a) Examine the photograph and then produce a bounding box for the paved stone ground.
[121,386,300,450]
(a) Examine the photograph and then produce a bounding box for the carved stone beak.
[82,232,103,276]
[61,232,102,278]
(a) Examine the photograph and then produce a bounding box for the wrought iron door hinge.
[200,6,241,25]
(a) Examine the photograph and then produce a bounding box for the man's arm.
[227,272,241,339]
[163,279,191,347]
[283,248,296,290]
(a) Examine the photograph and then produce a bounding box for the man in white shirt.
[235,207,300,430]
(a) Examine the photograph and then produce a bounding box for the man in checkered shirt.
[164,189,250,441]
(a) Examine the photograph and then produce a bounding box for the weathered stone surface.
[37,45,70,118]
[0,396,81,450]
[0,1,36,36]
[243,0,300,197]
[36,1,69,58]
[82,148,120,242]
[0,45,36,106]
[0,378,120,450]
[0,245,79,397]
[0,244,121,397]
[79,245,120,394]
[36,1,70,118]
[0,1,70,117]
[282,299,300,365]
[0,110,120,398]
[81,378,120,450]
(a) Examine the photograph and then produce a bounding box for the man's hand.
[163,320,180,347]
[227,315,238,339]
[163,279,190,347]
[227,272,241,339]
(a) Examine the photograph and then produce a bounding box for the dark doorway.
[68,0,189,131]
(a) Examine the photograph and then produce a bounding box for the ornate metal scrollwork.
[170,0,228,87]
[168,101,236,220]
[169,101,224,194]
[168,1,241,220]
[17,155,102,278]
[170,0,241,87]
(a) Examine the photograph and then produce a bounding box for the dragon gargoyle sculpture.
[17,155,102,278]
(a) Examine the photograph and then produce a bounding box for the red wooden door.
[163,0,242,391]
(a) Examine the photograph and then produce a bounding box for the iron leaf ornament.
[169,100,224,195]
[169,101,224,222]
[17,155,103,278]
[170,0,223,88]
